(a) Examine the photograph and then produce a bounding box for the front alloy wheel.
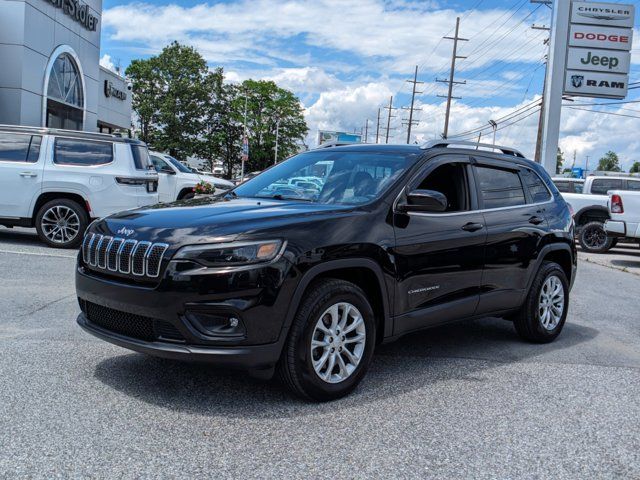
[278,279,376,401]
[311,302,366,383]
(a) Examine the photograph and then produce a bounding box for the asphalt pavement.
[1,226,639,479]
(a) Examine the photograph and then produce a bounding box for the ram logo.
[571,75,584,88]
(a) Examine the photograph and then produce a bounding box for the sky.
[99,0,640,171]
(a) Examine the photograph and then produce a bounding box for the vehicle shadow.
[0,227,44,248]
[93,317,598,418]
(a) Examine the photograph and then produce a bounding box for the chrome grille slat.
[81,234,169,280]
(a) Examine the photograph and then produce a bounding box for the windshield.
[234,150,417,204]
[166,156,193,174]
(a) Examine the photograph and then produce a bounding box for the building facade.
[0,0,132,132]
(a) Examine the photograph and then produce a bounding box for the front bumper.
[78,312,283,369]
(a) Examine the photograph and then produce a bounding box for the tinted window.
[475,166,526,209]
[417,162,470,212]
[521,168,551,203]
[627,180,640,191]
[54,138,113,166]
[150,154,172,172]
[591,178,623,195]
[0,133,41,163]
[131,145,151,170]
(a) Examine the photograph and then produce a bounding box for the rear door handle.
[528,216,544,225]
[461,222,484,232]
[19,171,37,178]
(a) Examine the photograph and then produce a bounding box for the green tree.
[240,79,308,172]
[630,161,640,173]
[199,70,244,178]
[597,150,621,172]
[556,147,564,174]
[126,41,211,160]
[126,57,161,144]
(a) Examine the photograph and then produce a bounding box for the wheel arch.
[574,205,609,227]
[177,187,195,200]
[526,243,575,293]
[32,191,91,226]
[282,259,392,345]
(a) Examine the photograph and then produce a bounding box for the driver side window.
[151,155,171,173]
[415,162,471,213]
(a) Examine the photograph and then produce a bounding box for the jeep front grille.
[82,233,169,278]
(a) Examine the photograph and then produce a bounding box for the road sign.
[564,70,628,98]
[571,1,635,28]
[566,47,631,74]
[569,24,633,51]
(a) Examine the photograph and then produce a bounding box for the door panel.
[392,157,485,334]
[0,133,44,218]
[473,162,548,314]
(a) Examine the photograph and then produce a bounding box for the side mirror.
[160,166,175,175]
[400,189,448,213]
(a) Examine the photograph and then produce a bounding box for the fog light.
[184,310,246,338]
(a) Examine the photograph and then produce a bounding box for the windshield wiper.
[224,190,238,199]
[258,194,314,202]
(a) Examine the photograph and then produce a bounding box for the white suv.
[149,151,233,202]
[0,125,158,248]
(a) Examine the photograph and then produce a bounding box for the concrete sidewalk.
[579,242,640,276]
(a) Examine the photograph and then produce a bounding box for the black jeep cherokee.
[76,141,576,401]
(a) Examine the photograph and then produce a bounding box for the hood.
[198,174,234,188]
[96,196,356,245]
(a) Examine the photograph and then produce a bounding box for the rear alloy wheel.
[35,199,88,249]
[513,261,569,343]
[578,221,614,253]
[278,279,376,401]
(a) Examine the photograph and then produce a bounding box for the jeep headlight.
[174,240,284,267]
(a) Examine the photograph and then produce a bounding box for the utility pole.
[384,96,397,144]
[531,22,550,163]
[403,65,424,144]
[437,17,467,139]
[375,108,381,144]
[585,155,590,177]
[274,117,280,165]
[363,118,370,143]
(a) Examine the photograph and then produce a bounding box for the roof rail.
[420,139,525,158]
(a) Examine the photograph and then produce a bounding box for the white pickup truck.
[605,191,640,244]
[553,176,640,253]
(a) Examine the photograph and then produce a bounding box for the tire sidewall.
[527,264,569,341]
[293,288,376,400]
[35,199,88,249]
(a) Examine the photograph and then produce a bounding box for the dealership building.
[0,0,132,132]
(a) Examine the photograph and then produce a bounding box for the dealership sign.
[566,47,630,74]
[563,2,635,99]
[46,0,99,31]
[569,25,633,50]
[570,1,634,28]
[104,80,127,101]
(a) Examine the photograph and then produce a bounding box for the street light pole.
[489,120,497,145]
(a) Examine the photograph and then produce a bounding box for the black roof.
[0,124,146,145]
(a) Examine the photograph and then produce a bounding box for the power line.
[566,106,640,119]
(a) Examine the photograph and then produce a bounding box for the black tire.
[178,190,195,200]
[513,261,569,343]
[277,279,376,402]
[35,199,88,249]
[578,221,614,253]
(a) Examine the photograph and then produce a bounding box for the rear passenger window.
[131,145,151,170]
[0,133,41,163]
[627,180,640,191]
[475,166,526,209]
[521,168,551,203]
[54,138,113,166]
[591,178,623,195]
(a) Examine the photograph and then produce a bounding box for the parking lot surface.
[1,227,639,479]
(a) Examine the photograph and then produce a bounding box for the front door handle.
[528,216,544,225]
[461,222,484,232]
[19,172,37,178]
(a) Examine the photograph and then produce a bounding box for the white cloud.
[265,67,341,94]
[99,53,117,73]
